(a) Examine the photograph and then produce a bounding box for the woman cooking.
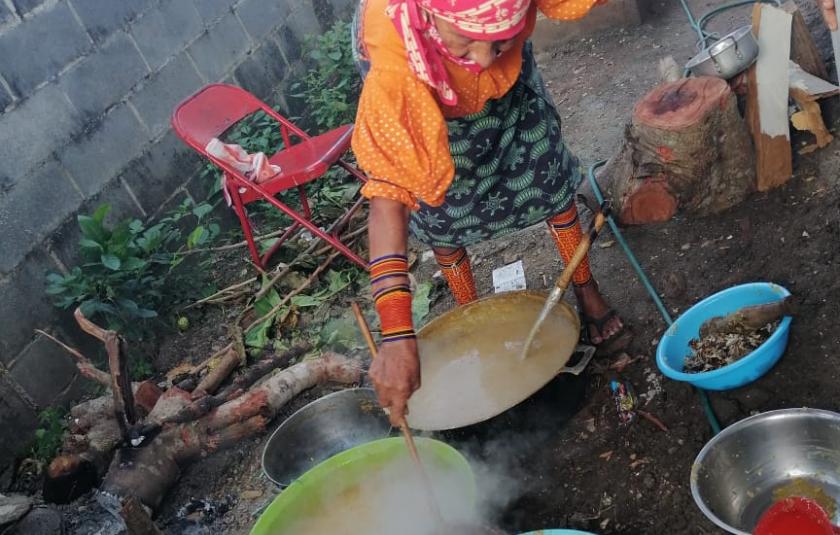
[351,0,626,426]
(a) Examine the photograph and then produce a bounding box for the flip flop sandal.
[579,309,631,352]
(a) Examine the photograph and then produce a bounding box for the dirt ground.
[44,0,840,533]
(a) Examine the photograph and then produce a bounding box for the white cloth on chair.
[205,138,281,205]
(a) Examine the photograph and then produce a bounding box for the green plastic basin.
[250,437,476,535]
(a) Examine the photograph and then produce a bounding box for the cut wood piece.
[74,308,138,439]
[44,408,123,504]
[100,353,361,510]
[603,77,755,224]
[746,3,793,192]
[612,174,677,225]
[214,344,311,401]
[790,61,840,98]
[782,0,830,80]
[790,87,834,153]
[191,346,242,399]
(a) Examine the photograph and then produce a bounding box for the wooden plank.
[782,0,830,80]
[745,3,793,192]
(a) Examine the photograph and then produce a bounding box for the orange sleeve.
[351,67,454,211]
[536,0,599,20]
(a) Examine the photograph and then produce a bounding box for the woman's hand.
[369,338,421,427]
[821,0,837,31]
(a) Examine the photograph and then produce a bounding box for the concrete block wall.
[0,0,354,477]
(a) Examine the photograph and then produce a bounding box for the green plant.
[129,353,155,381]
[46,200,220,338]
[293,21,361,131]
[245,267,362,352]
[32,407,67,462]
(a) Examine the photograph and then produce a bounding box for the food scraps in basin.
[683,321,779,373]
[684,297,795,373]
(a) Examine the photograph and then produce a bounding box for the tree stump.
[603,76,756,225]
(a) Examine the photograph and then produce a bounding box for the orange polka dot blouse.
[351,0,600,210]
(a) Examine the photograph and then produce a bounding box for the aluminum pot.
[261,388,391,486]
[686,25,758,80]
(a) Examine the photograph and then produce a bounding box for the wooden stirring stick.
[351,302,444,526]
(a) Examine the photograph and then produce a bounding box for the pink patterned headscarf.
[387,0,531,105]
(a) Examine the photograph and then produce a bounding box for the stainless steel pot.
[685,25,758,80]
[261,388,391,486]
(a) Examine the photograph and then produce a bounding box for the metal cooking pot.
[686,25,758,80]
[261,388,391,486]
[405,291,594,431]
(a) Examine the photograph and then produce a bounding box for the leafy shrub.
[293,21,361,131]
[46,200,219,338]
[32,407,67,462]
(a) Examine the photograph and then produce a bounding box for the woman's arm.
[367,197,421,426]
[820,0,837,30]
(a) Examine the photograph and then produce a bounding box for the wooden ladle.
[521,203,610,360]
[351,302,444,526]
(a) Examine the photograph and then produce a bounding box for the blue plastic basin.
[655,282,792,391]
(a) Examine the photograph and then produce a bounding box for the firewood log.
[602,77,756,225]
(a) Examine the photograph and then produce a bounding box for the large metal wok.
[405,290,592,431]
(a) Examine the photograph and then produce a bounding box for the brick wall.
[0,0,354,479]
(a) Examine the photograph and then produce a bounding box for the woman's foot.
[573,279,626,346]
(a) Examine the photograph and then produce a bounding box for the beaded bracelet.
[370,254,415,344]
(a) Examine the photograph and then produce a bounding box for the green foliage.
[46,200,219,338]
[412,282,434,327]
[245,267,363,353]
[319,313,365,351]
[32,407,67,462]
[129,353,155,380]
[293,21,361,131]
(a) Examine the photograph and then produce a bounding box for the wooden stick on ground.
[214,343,310,401]
[253,224,367,302]
[190,346,242,400]
[74,308,137,440]
[178,227,296,256]
[35,329,111,386]
[176,250,346,390]
[186,224,367,309]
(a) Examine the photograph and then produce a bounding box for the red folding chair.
[171,83,368,270]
